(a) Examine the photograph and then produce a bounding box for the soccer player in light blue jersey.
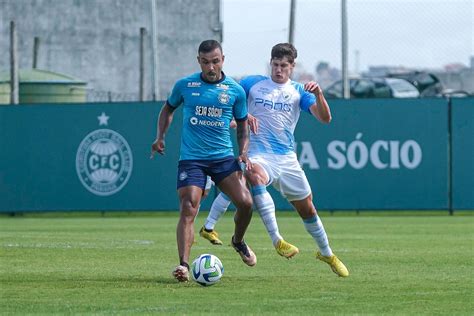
[200,43,349,277]
[150,40,256,282]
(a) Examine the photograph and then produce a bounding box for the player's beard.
[208,71,217,78]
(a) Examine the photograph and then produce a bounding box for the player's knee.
[245,169,266,186]
[234,193,252,212]
[180,199,199,217]
[293,196,316,218]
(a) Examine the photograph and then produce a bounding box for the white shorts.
[249,152,312,201]
[205,176,214,191]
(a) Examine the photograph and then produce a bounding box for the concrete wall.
[0,0,221,101]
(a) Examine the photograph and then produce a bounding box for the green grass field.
[1,211,473,315]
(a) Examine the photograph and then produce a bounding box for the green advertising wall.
[0,98,472,212]
[451,98,474,210]
[289,98,449,210]
[0,102,192,212]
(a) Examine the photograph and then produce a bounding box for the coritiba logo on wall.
[76,112,133,196]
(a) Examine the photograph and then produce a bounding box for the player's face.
[197,48,225,82]
[270,57,294,84]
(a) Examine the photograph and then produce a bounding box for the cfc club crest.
[76,113,133,196]
[218,92,230,105]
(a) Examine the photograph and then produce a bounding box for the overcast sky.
[221,0,473,77]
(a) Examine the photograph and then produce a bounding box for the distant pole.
[33,37,40,69]
[288,0,296,44]
[354,49,360,74]
[150,0,160,100]
[139,27,146,102]
[341,0,349,99]
[447,98,454,215]
[10,21,19,105]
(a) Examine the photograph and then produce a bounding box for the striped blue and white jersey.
[240,75,316,155]
[168,72,247,160]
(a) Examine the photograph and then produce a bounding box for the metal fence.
[86,89,153,103]
[222,0,473,92]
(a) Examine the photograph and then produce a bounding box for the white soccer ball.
[191,254,224,286]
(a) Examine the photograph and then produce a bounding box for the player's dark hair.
[271,43,298,63]
[198,40,223,54]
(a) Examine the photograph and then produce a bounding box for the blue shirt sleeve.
[294,82,316,113]
[233,84,248,121]
[240,75,267,97]
[167,78,185,108]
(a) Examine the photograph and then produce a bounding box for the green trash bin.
[0,73,11,104]
[0,69,87,104]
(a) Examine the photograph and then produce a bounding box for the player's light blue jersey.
[240,75,316,155]
[168,72,247,160]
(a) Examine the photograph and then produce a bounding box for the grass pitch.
[1,211,473,315]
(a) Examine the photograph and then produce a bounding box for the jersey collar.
[200,72,226,84]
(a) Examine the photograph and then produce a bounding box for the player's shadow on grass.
[106,276,180,285]
[21,276,188,285]
[155,276,182,284]
[61,276,179,285]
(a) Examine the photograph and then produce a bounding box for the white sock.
[252,185,282,246]
[303,215,333,257]
[204,192,231,230]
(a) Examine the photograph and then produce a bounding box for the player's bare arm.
[231,115,258,134]
[236,119,252,171]
[305,81,332,124]
[151,102,176,158]
[229,119,237,129]
[247,113,259,134]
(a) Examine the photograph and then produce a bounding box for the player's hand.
[248,114,258,134]
[237,154,252,173]
[304,81,323,96]
[229,119,237,129]
[150,138,165,158]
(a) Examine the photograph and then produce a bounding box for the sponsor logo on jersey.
[254,98,291,112]
[195,106,223,117]
[192,106,225,127]
[257,87,271,95]
[196,120,225,127]
[187,82,201,87]
[216,83,229,90]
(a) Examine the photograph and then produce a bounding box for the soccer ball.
[191,254,224,286]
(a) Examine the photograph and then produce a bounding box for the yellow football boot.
[316,251,349,277]
[275,239,299,259]
[199,226,223,245]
